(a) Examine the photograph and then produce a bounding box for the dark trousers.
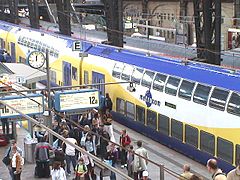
[12,167,21,180]
[120,148,127,165]
[1,119,9,134]
[66,155,77,174]
[134,171,143,180]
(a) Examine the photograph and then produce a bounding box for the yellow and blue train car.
[0,20,240,173]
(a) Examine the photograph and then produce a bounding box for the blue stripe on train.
[111,111,235,173]
[88,45,240,92]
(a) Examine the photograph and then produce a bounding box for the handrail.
[0,100,133,180]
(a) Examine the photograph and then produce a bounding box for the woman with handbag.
[11,146,24,180]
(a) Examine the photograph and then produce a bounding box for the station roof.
[1,63,47,84]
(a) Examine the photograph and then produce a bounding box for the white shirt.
[65,138,77,156]
[51,167,66,180]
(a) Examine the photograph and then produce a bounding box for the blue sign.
[0,94,44,118]
[140,90,161,107]
[54,89,100,112]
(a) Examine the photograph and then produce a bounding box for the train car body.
[0,20,240,173]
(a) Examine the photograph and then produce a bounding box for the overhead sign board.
[0,94,44,118]
[54,89,99,112]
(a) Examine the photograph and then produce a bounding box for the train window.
[50,70,57,83]
[147,110,157,130]
[126,101,135,120]
[236,144,240,165]
[153,73,167,92]
[112,63,124,79]
[121,65,134,81]
[141,70,155,88]
[217,137,233,164]
[132,68,144,85]
[84,71,88,84]
[136,105,145,124]
[0,38,4,49]
[116,98,125,115]
[193,84,211,106]
[185,125,198,148]
[209,88,229,111]
[72,67,78,80]
[200,131,215,155]
[165,76,180,96]
[171,119,183,141]
[158,114,169,135]
[178,80,195,101]
[227,92,240,116]
[19,56,26,64]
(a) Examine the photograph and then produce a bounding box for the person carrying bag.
[2,147,11,166]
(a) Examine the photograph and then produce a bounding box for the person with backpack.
[75,157,88,180]
[34,138,52,178]
[120,129,131,169]
[206,159,226,180]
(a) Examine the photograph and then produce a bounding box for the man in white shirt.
[63,133,78,176]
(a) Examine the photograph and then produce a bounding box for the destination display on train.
[0,94,44,118]
[54,89,99,112]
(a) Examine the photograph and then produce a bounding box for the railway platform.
[0,121,212,180]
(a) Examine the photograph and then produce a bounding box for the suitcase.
[0,134,9,146]
[34,161,50,178]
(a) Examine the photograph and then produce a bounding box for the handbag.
[2,147,11,166]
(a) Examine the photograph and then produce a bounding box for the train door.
[63,61,72,86]
[92,71,105,95]
[10,42,16,62]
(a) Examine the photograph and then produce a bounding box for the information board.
[54,89,99,112]
[0,94,44,118]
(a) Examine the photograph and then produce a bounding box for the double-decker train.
[0,20,240,173]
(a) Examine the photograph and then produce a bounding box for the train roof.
[1,20,240,92]
[88,44,240,92]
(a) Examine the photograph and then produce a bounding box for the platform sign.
[54,89,99,112]
[0,94,44,118]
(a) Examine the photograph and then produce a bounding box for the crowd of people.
[2,93,151,180]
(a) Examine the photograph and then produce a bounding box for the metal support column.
[104,0,123,47]
[193,0,221,65]
[56,0,71,36]
[8,0,19,24]
[46,49,53,145]
[27,0,40,29]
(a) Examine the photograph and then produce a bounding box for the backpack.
[213,172,226,180]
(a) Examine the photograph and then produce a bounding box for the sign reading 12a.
[54,89,100,112]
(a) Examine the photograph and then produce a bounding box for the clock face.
[28,51,45,69]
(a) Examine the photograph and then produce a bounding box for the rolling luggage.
[0,134,8,146]
[34,161,50,178]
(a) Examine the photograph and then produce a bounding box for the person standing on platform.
[179,164,193,180]
[227,157,240,180]
[4,140,23,180]
[206,159,226,180]
[51,161,66,180]
[105,93,113,113]
[120,129,131,168]
[1,117,9,135]
[133,140,149,180]
[34,138,52,178]
[63,132,78,176]
[11,146,24,180]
